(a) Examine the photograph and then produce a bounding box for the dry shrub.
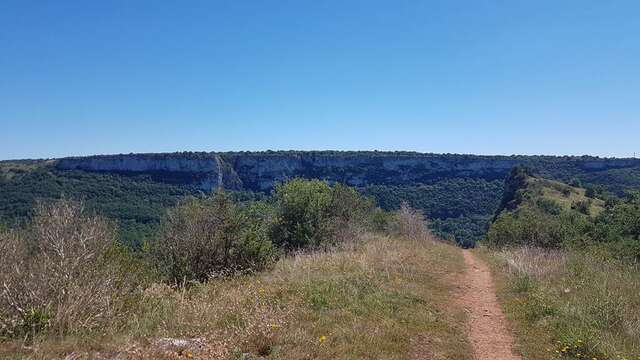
[0,200,136,338]
[394,202,434,242]
[499,246,568,279]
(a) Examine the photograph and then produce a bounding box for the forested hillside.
[2,151,640,246]
[0,163,196,247]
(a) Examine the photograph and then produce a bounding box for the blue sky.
[1,0,639,160]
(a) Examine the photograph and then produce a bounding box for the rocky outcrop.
[56,153,226,191]
[55,151,640,192]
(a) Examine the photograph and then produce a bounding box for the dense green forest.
[360,179,503,243]
[0,164,503,246]
[0,165,196,247]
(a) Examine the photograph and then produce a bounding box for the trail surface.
[457,250,522,360]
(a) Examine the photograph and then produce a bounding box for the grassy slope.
[481,248,640,360]
[526,177,605,217]
[482,178,639,360]
[4,235,472,360]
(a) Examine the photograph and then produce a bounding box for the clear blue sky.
[2,1,639,160]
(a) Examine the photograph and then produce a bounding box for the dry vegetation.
[481,246,640,360]
[0,196,472,359]
[0,201,142,340]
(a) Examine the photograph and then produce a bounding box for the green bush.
[236,201,279,269]
[371,208,393,232]
[270,179,378,249]
[270,179,334,249]
[151,190,275,283]
[487,207,592,249]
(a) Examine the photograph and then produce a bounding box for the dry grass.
[3,234,471,359]
[481,246,640,360]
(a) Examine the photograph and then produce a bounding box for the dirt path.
[457,250,522,360]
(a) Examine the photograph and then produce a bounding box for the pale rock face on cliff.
[55,152,640,192]
[56,153,224,191]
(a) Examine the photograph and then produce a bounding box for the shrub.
[328,183,376,242]
[151,190,275,283]
[571,200,591,215]
[236,201,279,270]
[0,200,139,339]
[270,179,377,249]
[270,179,334,249]
[536,198,562,215]
[487,208,589,248]
[393,202,434,242]
[371,208,393,232]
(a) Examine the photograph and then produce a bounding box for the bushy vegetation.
[486,168,639,261]
[150,190,276,283]
[0,200,147,340]
[270,180,377,249]
[0,179,405,342]
[0,178,462,359]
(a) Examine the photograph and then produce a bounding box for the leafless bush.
[0,200,134,338]
[394,202,434,242]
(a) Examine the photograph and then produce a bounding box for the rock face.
[56,153,225,191]
[55,151,640,192]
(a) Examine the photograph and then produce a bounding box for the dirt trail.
[457,250,522,360]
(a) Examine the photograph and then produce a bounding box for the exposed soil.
[457,250,522,360]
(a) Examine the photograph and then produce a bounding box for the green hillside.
[2,152,640,248]
[487,166,639,259]
[0,161,197,247]
[484,168,640,359]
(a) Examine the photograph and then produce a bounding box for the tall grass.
[487,246,640,359]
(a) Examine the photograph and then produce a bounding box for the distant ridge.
[53,151,640,192]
